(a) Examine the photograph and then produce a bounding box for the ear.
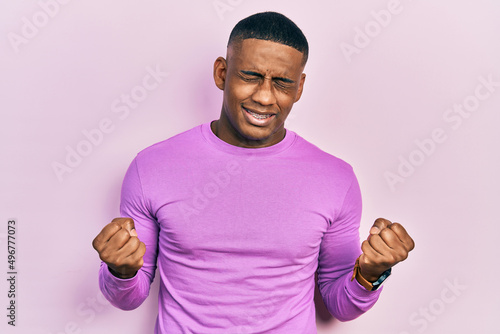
[294,73,306,102]
[213,56,227,91]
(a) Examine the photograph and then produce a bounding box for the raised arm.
[317,176,380,321]
[92,157,160,310]
[317,174,415,321]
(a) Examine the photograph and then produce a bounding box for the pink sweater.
[98,122,381,333]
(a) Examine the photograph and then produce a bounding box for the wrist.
[351,256,392,291]
[359,268,383,283]
[108,266,137,279]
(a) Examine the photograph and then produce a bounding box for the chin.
[240,123,280,142]
[240,126,272,141]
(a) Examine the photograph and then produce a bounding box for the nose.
[252,77,277,106]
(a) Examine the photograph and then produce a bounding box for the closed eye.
[240,71,295,87]
[239,71,262,82]
[274,79,293,89]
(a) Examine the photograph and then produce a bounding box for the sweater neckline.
[200,121,296,156]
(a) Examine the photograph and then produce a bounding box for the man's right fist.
[92,217,146,279]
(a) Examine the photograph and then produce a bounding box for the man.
[92,12,415,333]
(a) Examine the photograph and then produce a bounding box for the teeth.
[247,109,272,119]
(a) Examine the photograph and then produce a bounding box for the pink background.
[1,1,499,333]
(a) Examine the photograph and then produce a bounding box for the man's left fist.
[359,218,415,282]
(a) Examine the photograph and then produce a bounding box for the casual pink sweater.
[98,122,381,333]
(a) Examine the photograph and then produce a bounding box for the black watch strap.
[351,256,392,291]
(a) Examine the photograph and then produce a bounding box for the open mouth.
[243,107,276,125]
[245,108,274,119]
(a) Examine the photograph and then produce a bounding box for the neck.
[210,119,285,148]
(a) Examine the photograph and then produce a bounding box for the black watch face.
[372,269,392,290]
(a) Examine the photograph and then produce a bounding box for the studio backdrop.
[1,1,499,333]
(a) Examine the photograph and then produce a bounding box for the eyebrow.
[240,70,295,84]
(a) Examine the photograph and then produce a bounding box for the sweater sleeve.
[317,173,382,321]
[98,157,159,310]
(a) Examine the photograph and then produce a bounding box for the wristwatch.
[351,256,392,291]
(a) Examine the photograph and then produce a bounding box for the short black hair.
[228,11,309,65]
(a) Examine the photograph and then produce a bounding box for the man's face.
[213,38,306,148]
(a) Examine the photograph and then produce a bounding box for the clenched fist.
[92,217,146,279]
[359,218,415,282]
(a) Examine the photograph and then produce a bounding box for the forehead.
[228,38,304,76]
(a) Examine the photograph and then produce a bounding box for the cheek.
[226,84,255,106]
[276,94,296,112]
